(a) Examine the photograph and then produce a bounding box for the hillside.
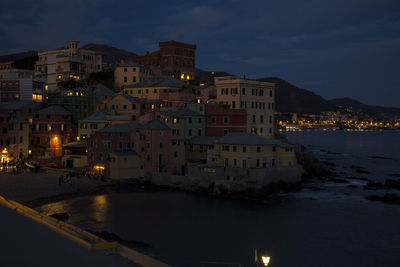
[81,44,138,64]
[330,97,400,120]
[258,77,336,114]
[195,68,233,83]
[0,51,37,63]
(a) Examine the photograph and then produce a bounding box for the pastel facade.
[206,133,296,168]
[215,76,275,137]
[205,102,247,137]
[0,69,46,102]
[114,62,153,90]
[31,106,75,159]
[35,40,102,91]
[135,40,196,80]
[88,120,172,178]
[103,94,160,122]
[0,114,30,161]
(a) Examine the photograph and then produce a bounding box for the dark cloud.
[0,0,399,107]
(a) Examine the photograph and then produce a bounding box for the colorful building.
[205,102,247,137]
[215,76,275,137]
[31,105,75,159]
[135,40,196,80]
[35,40,103,91]
[114,61,153,90]
[88,120,172,178]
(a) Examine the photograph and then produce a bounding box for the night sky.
[1,0,399,107]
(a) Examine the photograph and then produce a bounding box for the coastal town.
[0,40,304,194]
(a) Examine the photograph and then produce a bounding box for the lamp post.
[255,248,271,267]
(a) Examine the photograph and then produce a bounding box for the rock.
[329,178,349,183]
[384,179,400,190]
[350,165,365,170]
[49,213,69,221]
[368,156,392,160]
[365,193,400,205]
[296,152,335,179]
[356,169,371,174]
[364,179,400,190]
[306,186,326,191]
[322,161,337,167]
[346,176,370,181]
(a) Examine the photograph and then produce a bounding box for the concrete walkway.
[0,205,133,267]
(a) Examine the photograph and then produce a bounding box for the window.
[242,160,246,168]
[160,142,163,148]
[232,101,236,108]
[133,68,136,72]
[257,147,261,152]
[147,155,150,160]
[198,129,201,136]
[233,146,237,152]
[124,76,127,82]
[221,88,224,95]
[188,129,192,136]
[269,116,273,123]
[223,129,228,135]
[223,117,229,124]
[269,128,272,134]
[242,88,246,95]
[257,160,260,167]
[211,117,216,124]
[252,89,255,95]
[188,117,192,123]
[242,146,246,152]
[260,89,264,96]
[272,146,276,152]
[252,115,256,123]
[198,118,202,123]
[260,115,263,123]
[119,142,123,149]
[19,136,23,144]
[133,76,136,82]
[124,68,127,72]
[234,159,237,166]
[123,104,127,110]
[270,90,273,97]
[47,124,52,131]
[174,151,178,157]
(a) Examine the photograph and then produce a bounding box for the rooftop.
[81,110,108,121]
[121,94,159,103]
[37,105,71,115]
[187,136,218,145]
[217,133,292,148]
[126,76,187,88]
[161,108,201,118]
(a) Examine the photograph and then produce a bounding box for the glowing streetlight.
[261,256,271,266]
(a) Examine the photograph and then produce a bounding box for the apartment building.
[205,102,247,137]
[88,120,172,178]
[114,61,153,90]
[0,113,30,161]
[31,105,75,159]
[135,40,196,80]
[207,133,295,169]
[215,76,275,137]
[0,69,46,102]
[35,40,103,91]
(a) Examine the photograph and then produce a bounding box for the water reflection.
[90,195,109,223]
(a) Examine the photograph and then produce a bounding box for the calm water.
[38,130,400,267]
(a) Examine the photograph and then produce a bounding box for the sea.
[37,130,400,267]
